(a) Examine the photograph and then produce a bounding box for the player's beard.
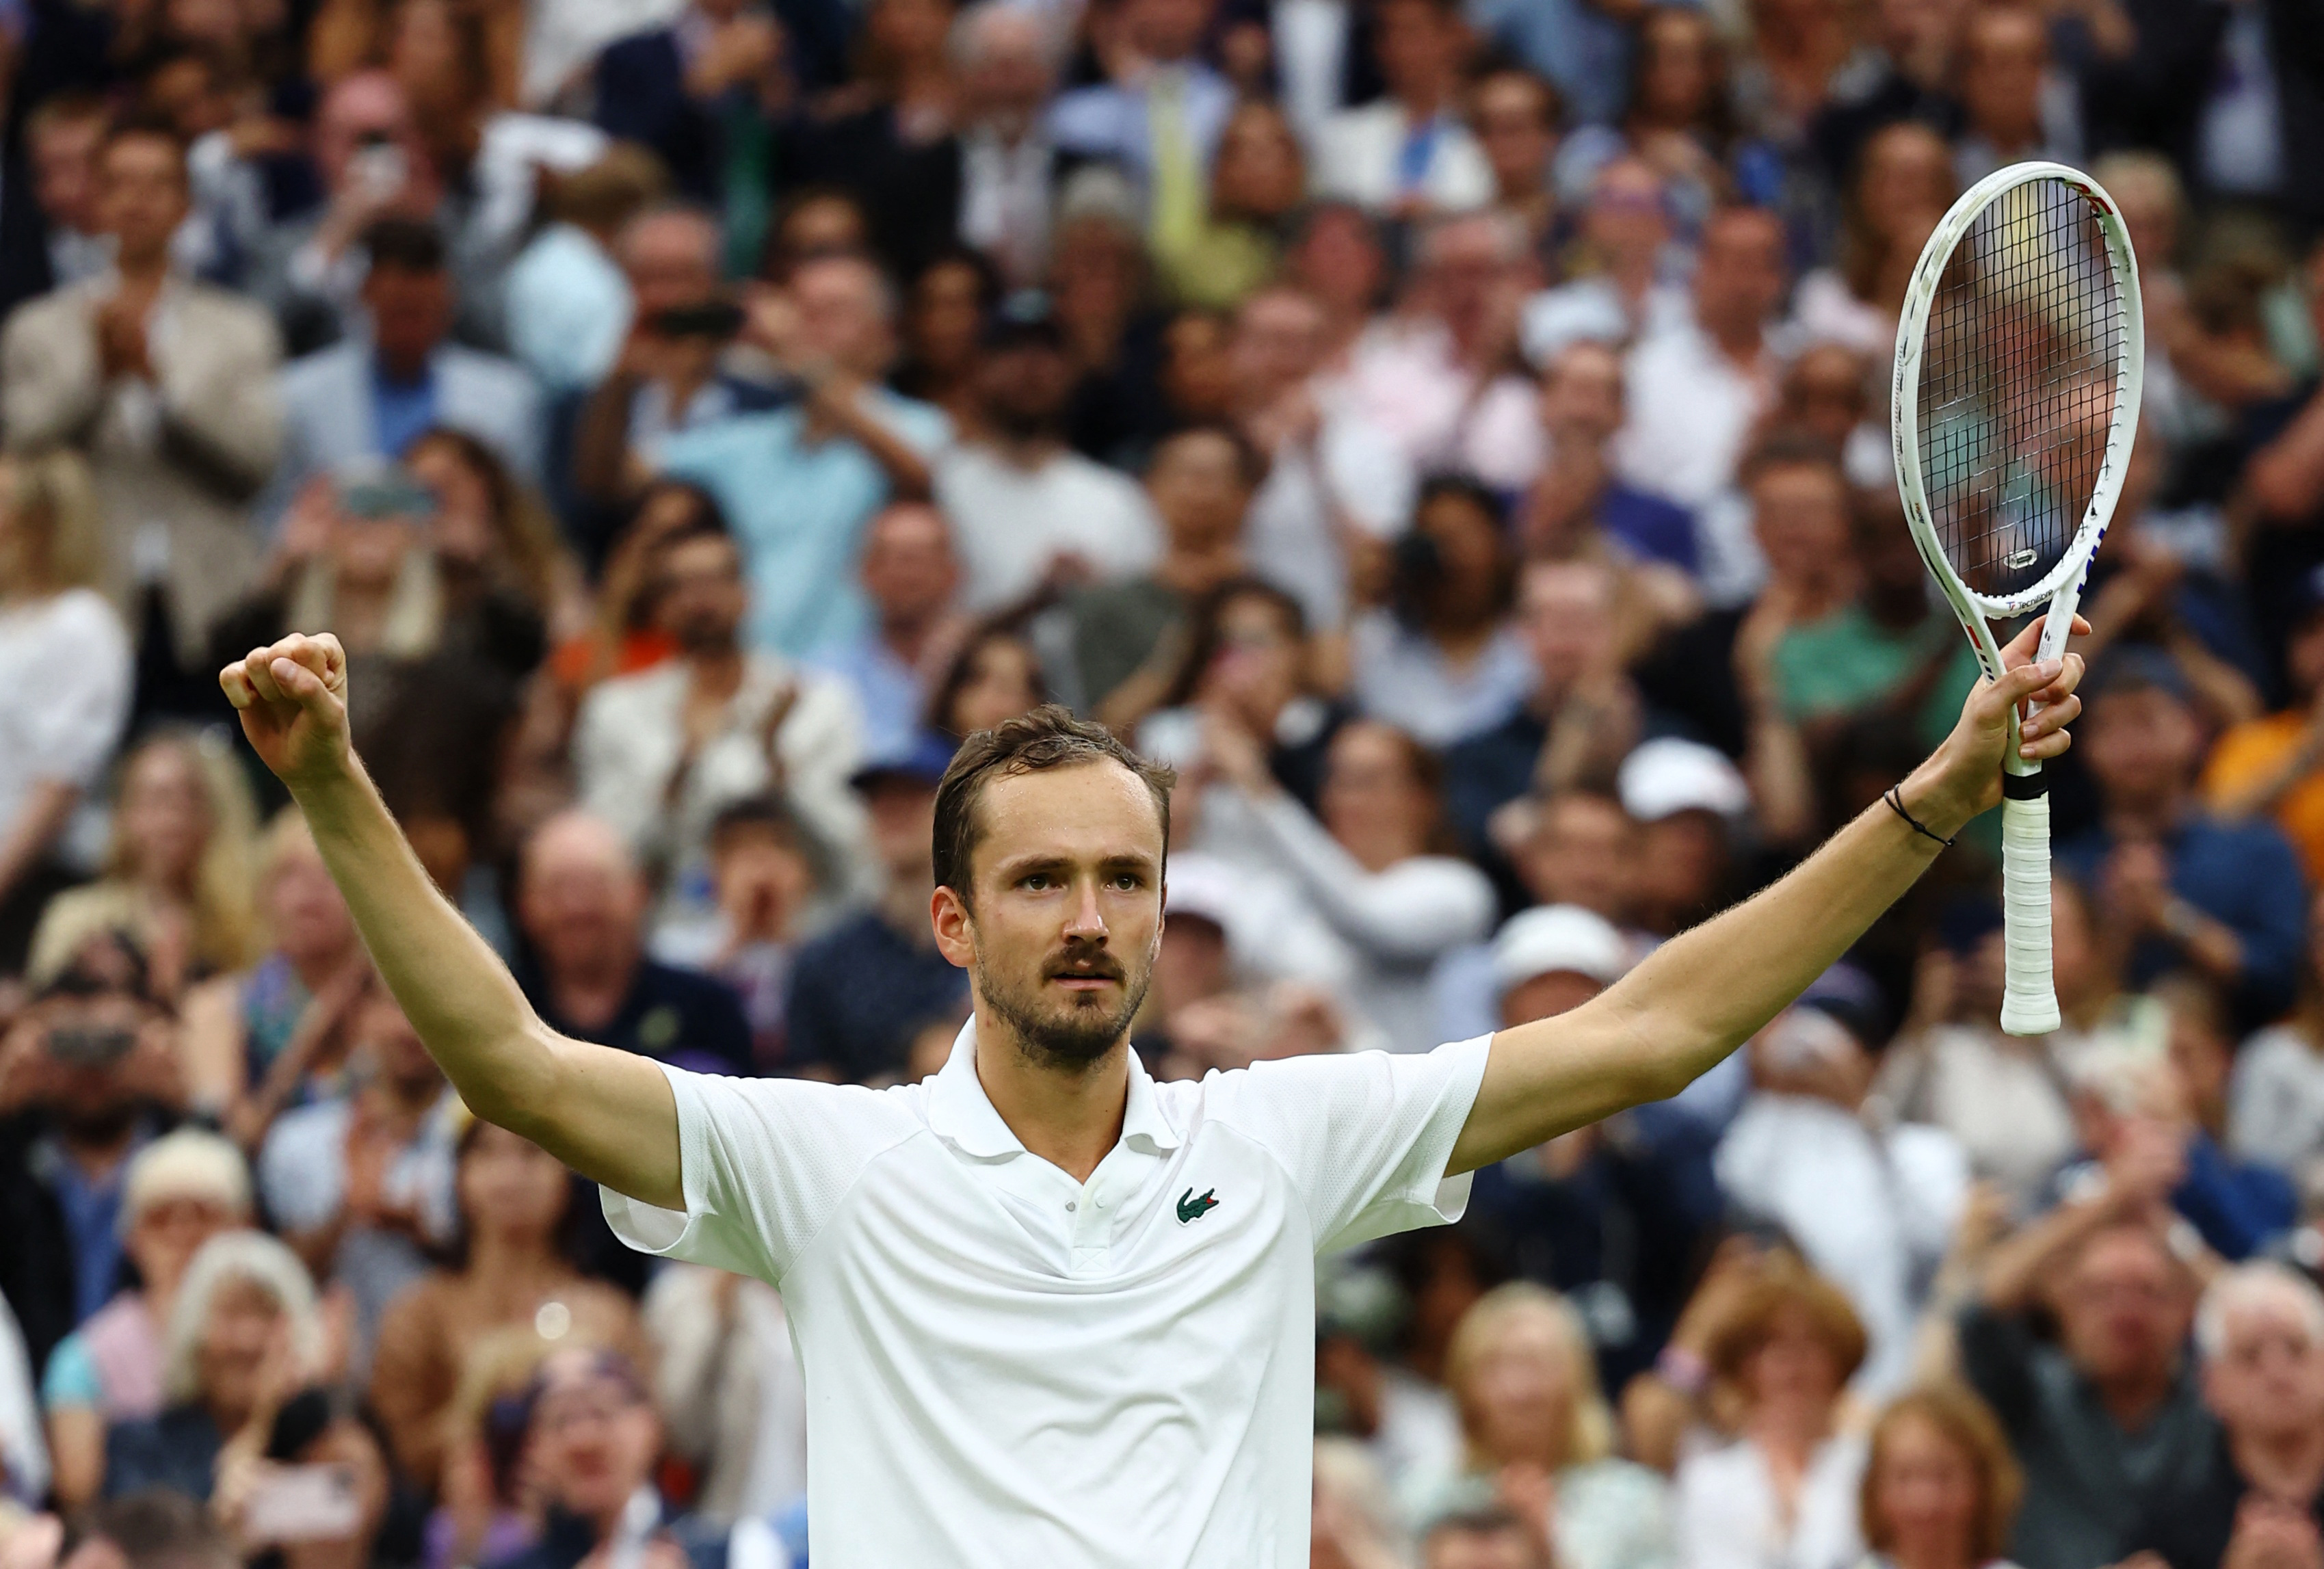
[975,940,1153,1072]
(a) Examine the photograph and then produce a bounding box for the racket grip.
[1998,789,2061,1036]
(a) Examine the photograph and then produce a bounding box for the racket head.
[1892,161,2143,642]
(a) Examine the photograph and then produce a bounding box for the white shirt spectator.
[573,652,871,921]
[1348,610,1538,750]
[1241,405,1412,633]
[0,1289,47,1507]
[1714,1093,1968,1397]
[0,589,131,871]
[935,441,1163,614]
[644,1263,808,1525]
[1878,1023,2078,1213]
[1789,269,1894,360]
[600,1020,1493,1566]
[1675,1434,1866,1569]
[1614,322,1784,512]
[2230,1022,2324,1181]
[1313,102,1494,215]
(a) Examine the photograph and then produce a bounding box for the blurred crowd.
[1,0,2324,1565]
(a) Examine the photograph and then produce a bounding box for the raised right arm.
[220,633,681,1209]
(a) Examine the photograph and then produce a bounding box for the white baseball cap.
[1163,852,1242,935]
[1617,737,1751,823]
[1490,905,1630,994]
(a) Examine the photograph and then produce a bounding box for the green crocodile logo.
[1176,1187,1219,1224]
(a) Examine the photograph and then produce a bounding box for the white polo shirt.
[601,1023,1492,1568]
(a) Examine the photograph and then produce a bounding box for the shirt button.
[1066,1200,1077,1211]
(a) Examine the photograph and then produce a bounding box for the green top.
[1771,603,1984,752]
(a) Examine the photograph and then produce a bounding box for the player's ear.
[929,884,977,968]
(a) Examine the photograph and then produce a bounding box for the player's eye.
[1110,873,1141,891]
[1019,873,1054,891]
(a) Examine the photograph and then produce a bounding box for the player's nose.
[1062,880,1109,940]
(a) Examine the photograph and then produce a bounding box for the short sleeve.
[1215,1036,1493,1254]
[40,1332,98,1410]
[599,1063,918,1285]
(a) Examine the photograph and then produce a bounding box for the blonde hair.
[161,1231,322,1406]
[108,729,263,973]
[2,449,104,591]
[287,548,445,661]
[1860,1383,2023,1562]
[121,1129,252,1234]
[1706,1256,1869,1388]
[1442,1281,1617,1468]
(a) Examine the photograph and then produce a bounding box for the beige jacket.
[1,274,283,661]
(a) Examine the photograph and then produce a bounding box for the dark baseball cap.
[850,731,958,793]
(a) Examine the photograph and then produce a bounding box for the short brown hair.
[1705,1256,1869,1387]
[1860,1383,2024,1561]
[931,704,1176,907]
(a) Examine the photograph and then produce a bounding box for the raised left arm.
[1447,617,2087,1176]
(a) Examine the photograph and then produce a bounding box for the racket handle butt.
[1999,791,2060,1037]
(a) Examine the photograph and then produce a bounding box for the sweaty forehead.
[969,762,1165,880]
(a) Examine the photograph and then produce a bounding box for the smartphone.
[652,300,747,339]
[348,139,407,202]
[242,1464,364,1544]
[337,473,436,522]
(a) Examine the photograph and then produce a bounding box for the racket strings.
[1918,176,2123,601]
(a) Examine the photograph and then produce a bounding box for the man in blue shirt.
[655,253,950,657]
[2058,649,2308,1025]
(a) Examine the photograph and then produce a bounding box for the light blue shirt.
[504,222,631,394]
[809,631,928,761]
[658,395,951,657]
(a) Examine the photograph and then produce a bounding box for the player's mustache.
[1045,949,1124,981]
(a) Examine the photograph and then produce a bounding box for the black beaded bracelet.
[1885,785,1955,848]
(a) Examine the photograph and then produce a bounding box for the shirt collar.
[927,1018,1183,1161]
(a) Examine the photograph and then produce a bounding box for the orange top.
[2202,711,2324,884]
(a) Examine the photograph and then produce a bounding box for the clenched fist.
[218,633,353,789]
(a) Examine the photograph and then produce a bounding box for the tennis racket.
[1891,161,2142,1036]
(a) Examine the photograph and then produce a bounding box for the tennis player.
[220,623,2083,1566]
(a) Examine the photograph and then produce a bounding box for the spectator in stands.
[0,120,284,670]
[29,733,260,999]
[593,0,783,213]
[1444,559,1645,859]
[813,501,968,761]
[40,1130,250,1512]
[951,3,1065,289]
[1792,122,1950,358]
[488,1348,686,1569]
[1194,714,1494,1053]
[1857,1384,2025,1569]
[2061,650,2308,1025]
[1154,98,1308,310]
[1617,737,1749,940]
[1419,1508,1543,1569]
[1494,791,1639,934]
[1716,968,1968,1395]
[890,248,996,427]
[406,425,587,656]
[1520,157,1687,368]
[1675,1259,1869,1569]
[1962,1196,2212,1569]
[1334,211,1541,488]
[502,145,669,397]
[103,1230,327,1503]
[785,741,968,1083]
[1228,282,1410,636]
[569,205,780,512]
[27,94,111,289]
[1950,8,2077,186]
[1615,203,1791,540]
[2205,564,2324,886]
[1518,341,1697,575]
[1314,0,1491,215]
[1416,1281,1673,1569]
[572,509,867,925]
[654,252,949,657]
[2126,1263,2324,1569]
[1061,423,1255,721]
[1136,578,1347,812]
[369,1120,647,1491]
[1048,0,1234,229]
[256,982,458,1373]
[1351,477,1535,751]
[648,795,827,1074]
[934,293,1161,616]
[0,453,131,974]
[177,810,367,1131]
[509,811,754,1075]
[927,620,1048,741]
[2230,890,2324,1183]
[272,218,544,501]
[1473,68,1561,252]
